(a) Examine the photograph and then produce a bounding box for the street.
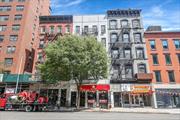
[0,111,180,120]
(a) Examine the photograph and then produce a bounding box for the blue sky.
[51,0,180,31]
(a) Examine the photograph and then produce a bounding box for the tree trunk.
[76,85,81,109]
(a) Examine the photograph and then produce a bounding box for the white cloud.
[51,0,86,8]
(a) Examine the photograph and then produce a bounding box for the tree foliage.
[39,35,108,108]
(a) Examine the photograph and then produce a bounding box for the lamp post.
[15,56,23,94]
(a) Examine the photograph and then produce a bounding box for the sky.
[51,0,180,31]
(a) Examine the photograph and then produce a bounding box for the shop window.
[154,71,162,82]
[168,71,175,82]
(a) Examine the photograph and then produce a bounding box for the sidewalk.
[82,107,180,114]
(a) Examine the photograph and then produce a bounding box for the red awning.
[80,84,110,91]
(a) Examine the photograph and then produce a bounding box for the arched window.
[57,25,62,33]
[110,33,118,43]
[109,20,117,29]
[138,64,146,73]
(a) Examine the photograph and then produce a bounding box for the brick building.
[145,26,180,108]
[0,0,50,93]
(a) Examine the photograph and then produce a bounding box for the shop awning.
[80,84,110,91]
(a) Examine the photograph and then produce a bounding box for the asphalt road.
[0,111,180,120]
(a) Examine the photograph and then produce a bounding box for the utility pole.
[15,56,23,94]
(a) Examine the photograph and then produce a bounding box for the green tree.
[39,35,108,108]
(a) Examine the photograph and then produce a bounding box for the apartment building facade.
[0,0,50,93]
[145,28,180,108]
[107,9,153,108]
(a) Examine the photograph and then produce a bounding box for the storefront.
[80,84,110,108]
[113,84,153,108]
[155,89,180,108]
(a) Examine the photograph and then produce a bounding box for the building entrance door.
[130,94,141,107]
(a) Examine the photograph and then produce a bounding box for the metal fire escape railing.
[109,24,135,82]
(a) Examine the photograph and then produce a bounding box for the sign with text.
[121,84,131,92]
[5,88,15,94]
[131,85,151,93]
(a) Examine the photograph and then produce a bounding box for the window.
[14,14,22,21]
[7,46,16,53]
[101,25,106,34]
[152,54,159,65]
[124,48,131,59]
[101,38,106,47]
[1,0,13,2]
[109,20,117,29]
[110,33,118,43]
[134,33,142,43]
[125,64,133,79]
[168,71,175,82]
[75,26,80,34]
[132,19,140,28]
[65,25,70,33]
[123,33,129,42]
[162,40,168,49]
[12,24,20,31]
[138,64,146,73]
[177,54,180,64]
[174,39,180,49]
[0,35,4,42]
[50,26,54,34]
[40,26,46,33]
[0,6,11,11]
[16,5,24,11]
[154,71,162,82]
[4,58,13,66]
[0,15,9,21]
[39,40,44,48]
[0,25,7,31]
[150,40,156,50]
[38,52,43,62]
[84,26,88,33]
[164,54,172,65]
[111,49,118,59]
[92,25,98,34]
[121,20,128,27]
[0,46,2,52]
[10,35,18,41]
[57,26,62,33]
[136,48,144,59]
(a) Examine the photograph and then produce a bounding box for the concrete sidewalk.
[83,107,180,114]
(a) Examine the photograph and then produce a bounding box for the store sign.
[5,88,15,94]
[121,84,131,92]
[0,74,3,82]
[131,85,151,93]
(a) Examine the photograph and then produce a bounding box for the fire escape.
[109,23,135,83]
